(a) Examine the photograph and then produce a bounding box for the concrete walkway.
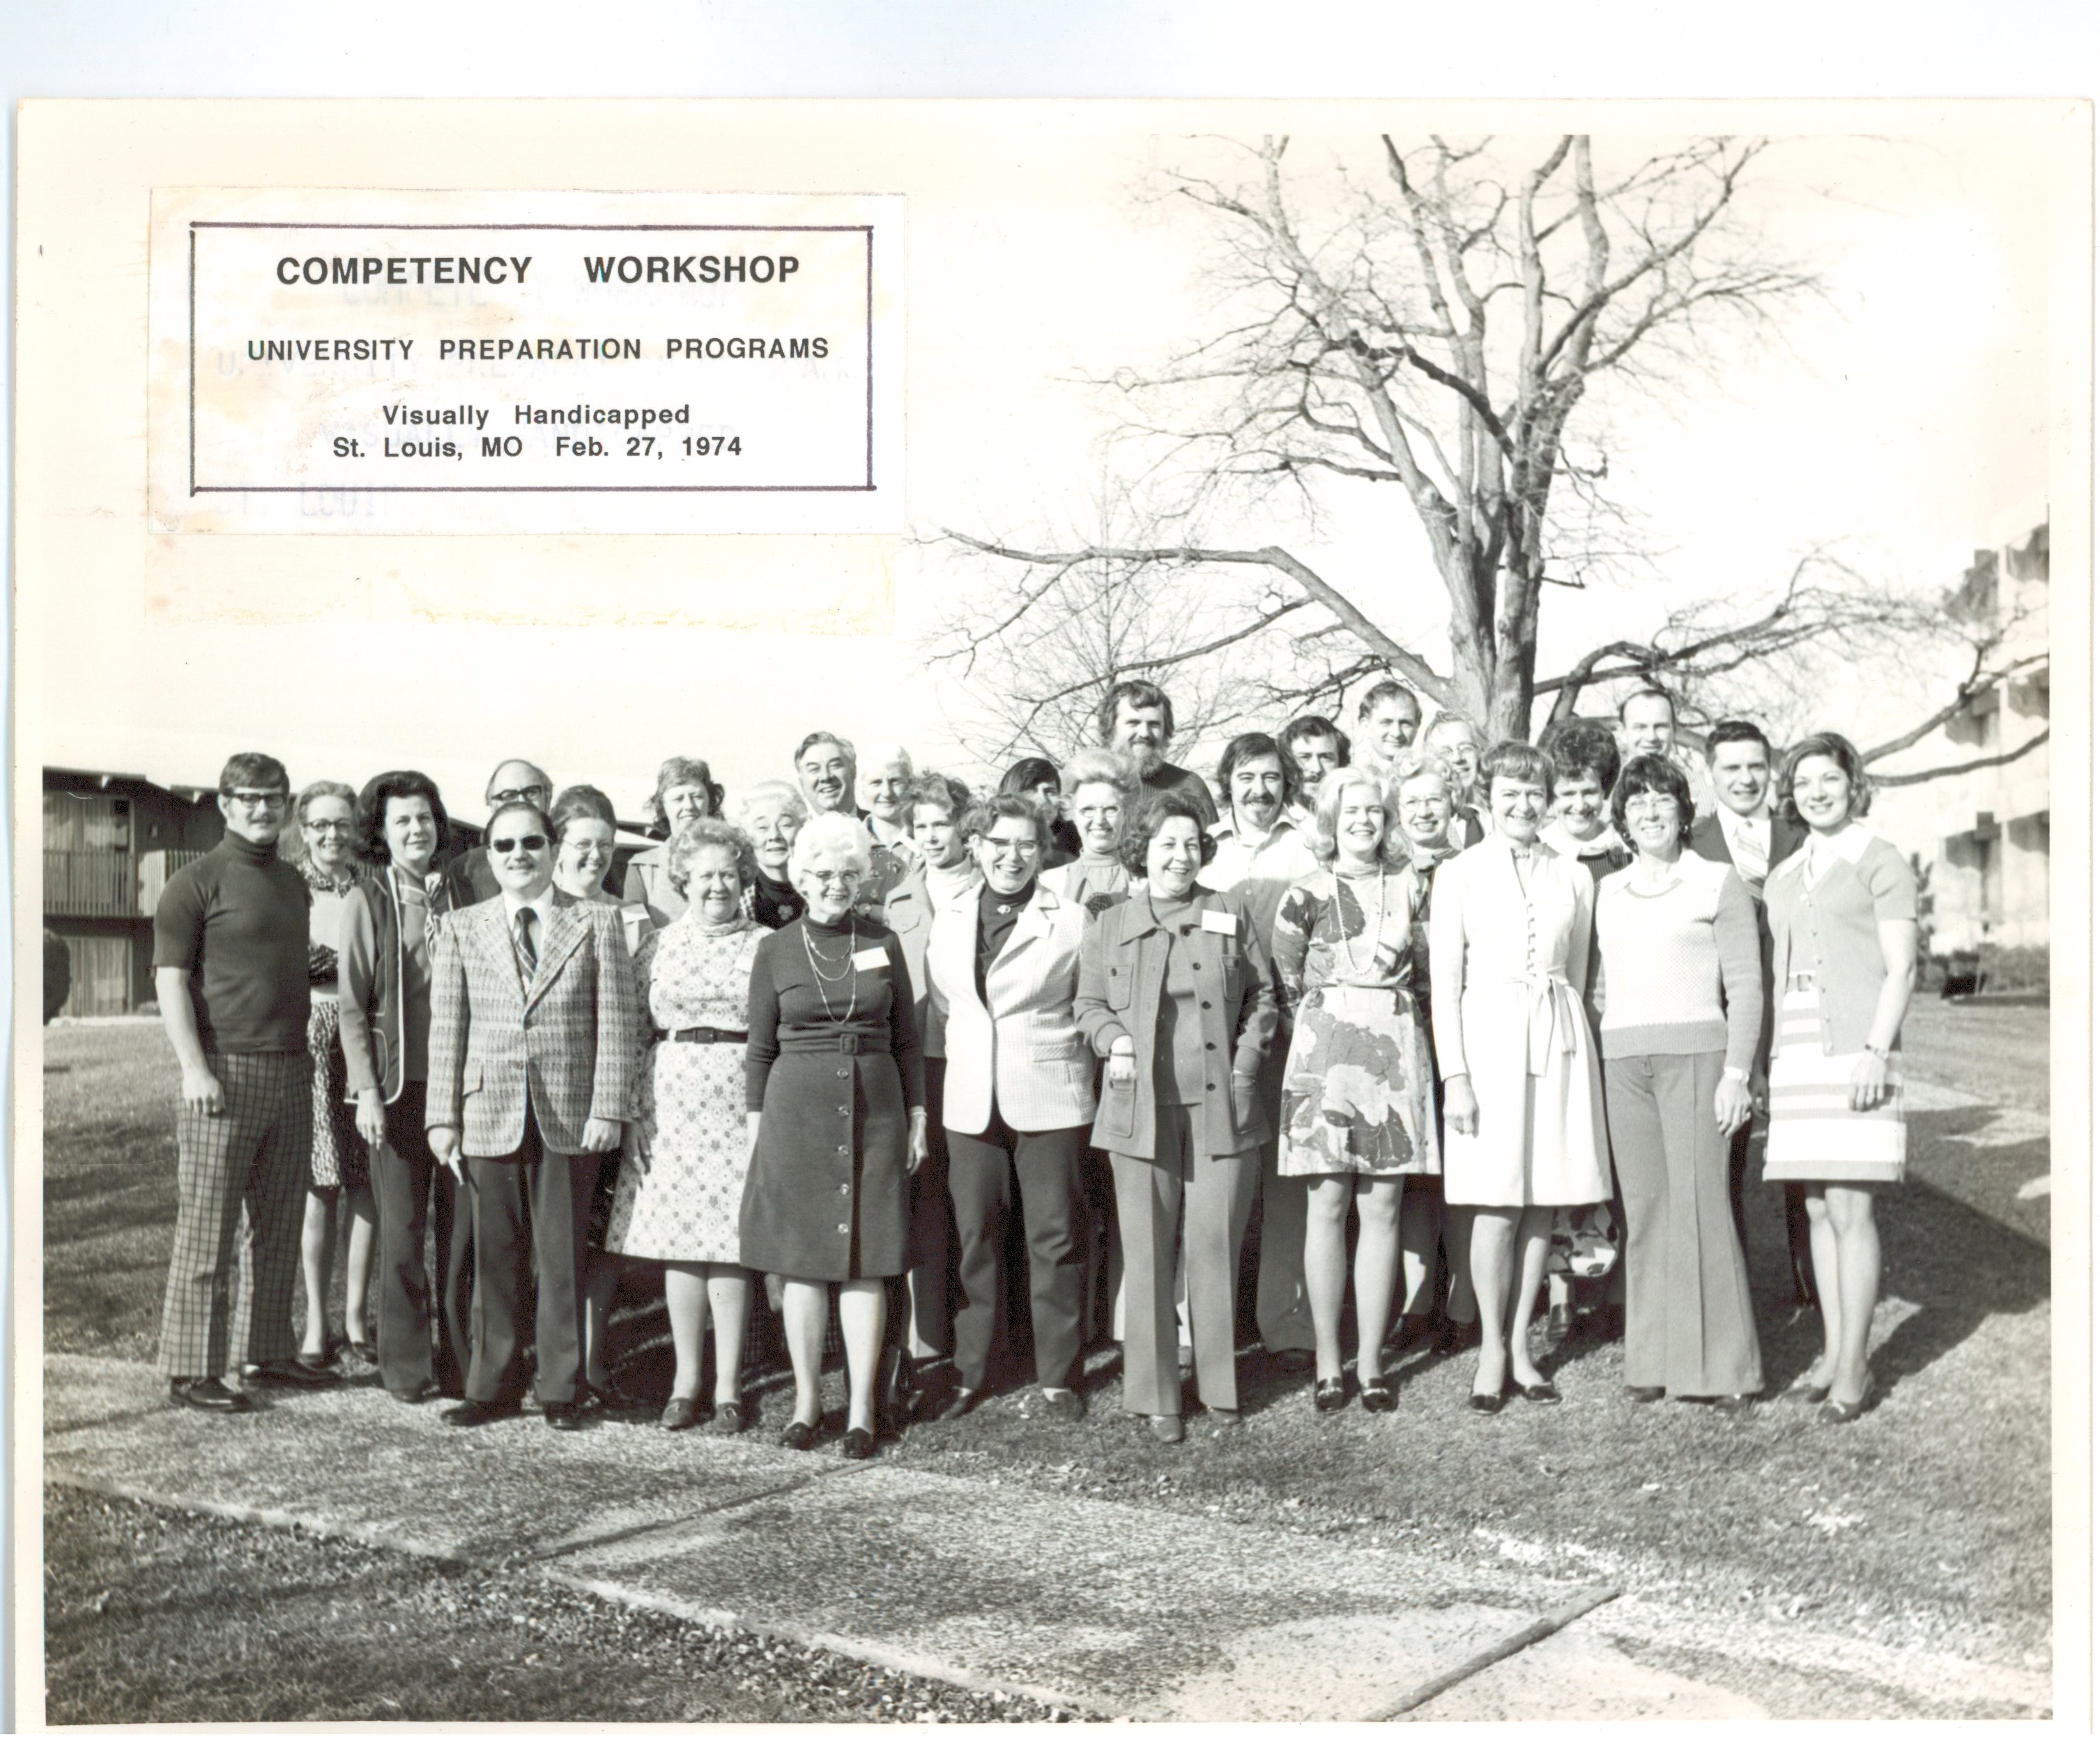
[43,1354,2047,1720]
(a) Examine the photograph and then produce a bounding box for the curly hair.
[1118,790,1218,876]
[1215,732,1303,814]
[735,779,808,830]
[1778,730,1873,827]
[666,817,758,896]
[1611,755,1695,848]
[962,791,1052,854]
[788,811,873,878]
[1095,678,1176,746]
[1542,717,1622,794]
[905,770,974,820]
[1386,749,1462,813]
[1062,746,1137,797]
[1305,765,1409,868]
[355,770,451,866]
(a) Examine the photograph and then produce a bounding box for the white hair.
[789,811,873,878]
[861,740,914,776]
[734,779,807,829]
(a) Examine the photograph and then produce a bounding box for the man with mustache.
[1096,680,1218,829]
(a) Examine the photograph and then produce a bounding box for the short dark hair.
[1778,730,1872,827]
[1215,732,1302,810]
[357,770,451,865]
[1480,739,1556,799]
[1705,719,1772,762]
[218,751,289,796]
[1543,718,1621,793]
[907,771,974,821]
[1617,686,1676,725]
[486,798,553,842]
[1119,790,1218,875]
[793,730,855,769]
[1278,714,1350,770]
[1096,679,1176,746]
[1356,680,1420,722]
[549,784,618,840]
[998,756,1062,798]
[1611,754,1695,848]
[961,791,1052,854]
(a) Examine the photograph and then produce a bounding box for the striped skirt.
[1762,987,1905,1186]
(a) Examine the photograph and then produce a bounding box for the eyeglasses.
[489,786,549,806]
[490,834,549,854]
[806,869,862,887]
[305,820,354,834]
[226,790,289,811]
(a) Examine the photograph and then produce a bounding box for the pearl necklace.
[1331,862,1388,978]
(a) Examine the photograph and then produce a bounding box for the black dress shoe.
[250,1357,341,1389]
[1467,1390,1505,1414]
[779,1419,817,1451]
[1628,1386,1667,1404]
[543,1402,585,1432]
[934,1384,981,1423]
[387,1379,438,1405]
[1312,1376,1350,1413]
[841,1426,876,1460]
[710,1400,748,1437]
[169,1377,252,1414]
[442,1398,520,1428]
[1709,1393,1757,1415]
[1519,1380,1562,1405]
[1360,1374,1398,1414]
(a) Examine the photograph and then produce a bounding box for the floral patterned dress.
[1271,866,1441,1178]
[604,912,764,1264]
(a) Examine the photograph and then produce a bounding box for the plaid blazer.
[424,891,641,1157]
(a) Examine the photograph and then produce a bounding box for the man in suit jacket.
[1688,719,1814,1310]
[440,758,553,908]
[427,799,638,1428]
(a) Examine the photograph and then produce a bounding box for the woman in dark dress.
[741,813,929,1459]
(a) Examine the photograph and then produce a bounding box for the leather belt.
[659,1026,748,1045]
[778,1032,887,1055]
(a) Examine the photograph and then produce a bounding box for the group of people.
[147,673,1918,1456]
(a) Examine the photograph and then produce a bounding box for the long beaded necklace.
[1331,857,1389,979]
[801,915,860,1025]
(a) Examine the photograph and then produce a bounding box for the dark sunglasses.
[490,834,549,854]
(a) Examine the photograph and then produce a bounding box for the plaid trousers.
[157,1051,312,1380]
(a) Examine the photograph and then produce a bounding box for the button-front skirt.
[739,1049,910,1281]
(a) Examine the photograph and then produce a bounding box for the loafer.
[168,1377,251,1414]
[841,1426,877,1460]
[1148,1413,1185,1444]
[250,1357,341,1389]
[934,1384,981,1423]
[1039,1387,1085,1423]
[1360,1374,1399,1414]
[1206,1407,1243,1432]
[1312,1377,1350,1413]
[442,1398,520,1428]
[543,1402,586,1432]
[1628,1385,1667,1405]
[1467,1390,1505,1415]
[1271,1347,1316,1373]
[779,1419,817,1452]
[386,1379,437,1406]
[710,1400,748,1437]
[1519,1380,1562,1405]
[588,1379,645,1414]
[660,1395,703,1432]
[1709,1394,1757,1415]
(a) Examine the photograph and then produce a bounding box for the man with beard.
[1096,680,1218,828]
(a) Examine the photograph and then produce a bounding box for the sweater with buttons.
[1765,823,1919,1056]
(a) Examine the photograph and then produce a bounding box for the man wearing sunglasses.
[152,751,341,1412]
[440,758,555,907]
[425,799,641,1430]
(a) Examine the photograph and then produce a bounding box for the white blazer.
[927,880,1098,1136]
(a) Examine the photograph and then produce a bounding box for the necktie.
[1733,818,1768,892]
[514,906,539,977]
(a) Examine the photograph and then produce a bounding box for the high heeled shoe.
[1312,1376,1351,1413]
[1359,1374,1398,1414]
[779,1418,817,1451]
[1818,1379,1874,1425]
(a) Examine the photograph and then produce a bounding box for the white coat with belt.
[926,881,1098,1136]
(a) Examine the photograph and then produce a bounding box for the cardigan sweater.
[1765,823,1919,1056]
[1593,852,1763,1071]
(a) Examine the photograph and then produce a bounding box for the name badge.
[852,947,889,970]
[1200,909,1237,935]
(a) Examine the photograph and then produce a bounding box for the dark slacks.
[1114,1105,1257,1415]
[899,1058,958,1358]
[159,1052,310,1380]
[946,1107,1087,1391]
[1608,1051,1763,1397]
[370,1080,475,1397]
[463,1111,595,1407]
[1729,1117,1818,1308]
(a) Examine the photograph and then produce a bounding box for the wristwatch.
[1863,1041,1890,1060]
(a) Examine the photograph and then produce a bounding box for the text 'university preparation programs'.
[147,190,904,535]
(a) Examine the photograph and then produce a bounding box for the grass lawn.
[38,1006,2055,1699]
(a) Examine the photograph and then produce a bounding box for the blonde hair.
[1306,766,1409,868]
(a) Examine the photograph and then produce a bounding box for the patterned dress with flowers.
[1271,866,1441,1178]
[604,912,765,1264]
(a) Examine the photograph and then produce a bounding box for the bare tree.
[948,132,1840,740]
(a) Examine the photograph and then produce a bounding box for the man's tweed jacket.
[425,890,641,1157]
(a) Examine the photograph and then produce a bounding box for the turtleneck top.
[1145,889,1210,1105]
[151,829,312,1053]
[975,878,1036,998]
